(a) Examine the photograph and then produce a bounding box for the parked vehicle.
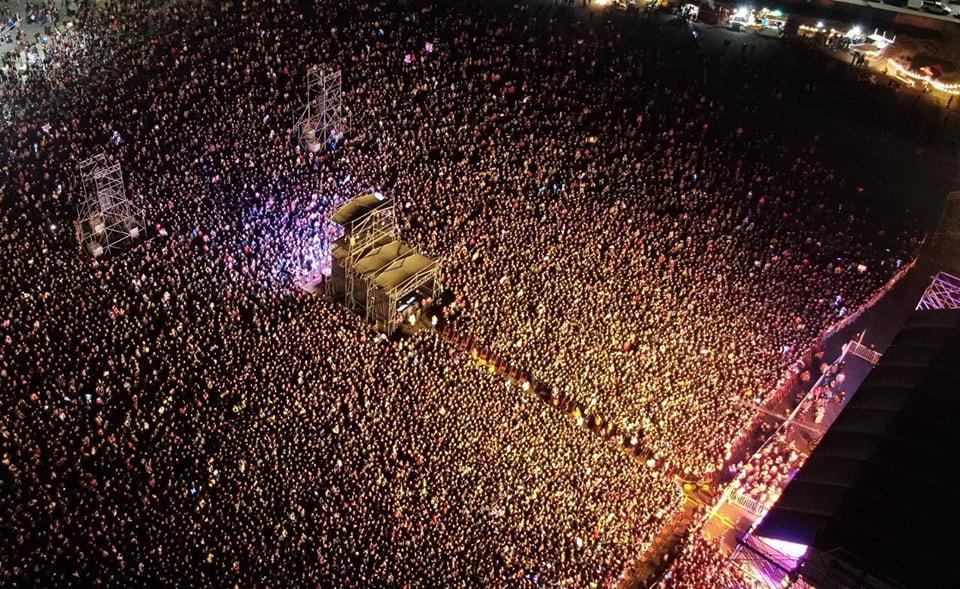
[758,24,784,37]
[921,0,952,14]
[728,12,751,30]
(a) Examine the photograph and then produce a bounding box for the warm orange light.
[888,58,960,95]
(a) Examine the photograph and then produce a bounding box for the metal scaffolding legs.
[75,153,145,258]
[294,66,347,153]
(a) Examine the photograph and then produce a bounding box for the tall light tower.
[294,66,348,153]
[75,153,145,258]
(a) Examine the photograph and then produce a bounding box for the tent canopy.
[373,253,436,291]
[353,241,411,275]
[332,239,350,261]
[331,193,389,226]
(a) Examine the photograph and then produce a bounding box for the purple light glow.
[762,537,809,560]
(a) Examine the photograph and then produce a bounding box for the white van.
[728,13,751,30]
[922,0,952,13]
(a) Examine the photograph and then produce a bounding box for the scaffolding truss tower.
[295,66,347,153]
[363,251,439,331]
[345,203,397,309]
[916,272,960,310]
[76,153,145,258]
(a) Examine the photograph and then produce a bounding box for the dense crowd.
[801,356,847,423]
[412,14,913,476]
[4,289,684,586]
[730,431,801,512]
[0,0,919,586]
[1,1,77,123]
[0,1,63,57]
[657,530,763,589]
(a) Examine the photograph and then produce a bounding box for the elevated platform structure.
[294,66,347,153]
[75,153,145,258]
[327,193,439,335]
[916,271,960,310]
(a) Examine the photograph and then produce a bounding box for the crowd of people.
[656,529,763,589]
[801,356,848,423]
[412,13,914,477]
[0,0,922,585]
[1,1,76,123]
[4,288,685,586]
[0,1,64,57]
[729,431,802,513]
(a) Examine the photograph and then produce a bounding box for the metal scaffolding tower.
[916,272,960,310]
[75,153,145,258]
[294,66,347,153]
[363,252,439,333]
[345,203,397,309]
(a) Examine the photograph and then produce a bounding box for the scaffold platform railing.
[845,340,882,365]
